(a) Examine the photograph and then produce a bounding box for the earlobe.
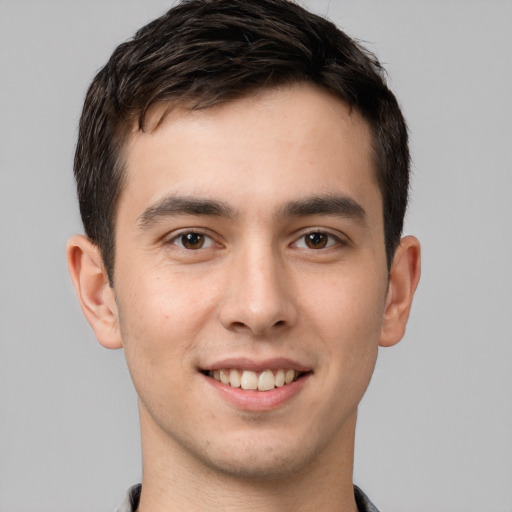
[379,235,421,347]
[66,235,123,349]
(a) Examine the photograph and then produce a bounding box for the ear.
[66,235,123,349]
[379,235,421,347]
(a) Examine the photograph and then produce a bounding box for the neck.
[136,407,359,512]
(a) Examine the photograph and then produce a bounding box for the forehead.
[119,84,381,225]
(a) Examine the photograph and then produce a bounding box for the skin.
[68,84,420,512]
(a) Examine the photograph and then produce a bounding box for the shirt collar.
[115,483,380,512]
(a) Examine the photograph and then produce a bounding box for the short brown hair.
[75,0,410,283]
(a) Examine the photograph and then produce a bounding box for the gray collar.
[115,483,380,512]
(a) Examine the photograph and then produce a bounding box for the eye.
[171,232,215,250]
[294,231,340,250]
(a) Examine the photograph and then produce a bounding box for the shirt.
[115,483,380,511]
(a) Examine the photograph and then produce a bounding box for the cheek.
[115,277,214,423]
[115,269,217,381]
[311,264,386,334]
[306,265,387,377]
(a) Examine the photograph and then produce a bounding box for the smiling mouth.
[204,368,307,391]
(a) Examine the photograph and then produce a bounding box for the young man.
[67,0,420,510]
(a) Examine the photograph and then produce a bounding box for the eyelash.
[168,231,217,250]
[292,230,344,250]
[167,230,344,251]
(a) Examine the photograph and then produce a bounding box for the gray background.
[1,1,511,511]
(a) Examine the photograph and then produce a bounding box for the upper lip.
[201,357,312,373]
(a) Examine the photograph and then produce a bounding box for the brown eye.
[179,233,206,249]
[304,232,328,249]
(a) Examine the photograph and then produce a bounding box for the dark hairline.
[106,81,385,287]
[75,0,410,286]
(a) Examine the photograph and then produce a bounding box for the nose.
[218,243,298,336]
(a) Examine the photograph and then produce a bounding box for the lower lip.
[203,373,310,412]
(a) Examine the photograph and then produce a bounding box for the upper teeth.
[209,369,299,391]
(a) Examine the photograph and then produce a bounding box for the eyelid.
[291,228,347,249]
[165,229,220,249]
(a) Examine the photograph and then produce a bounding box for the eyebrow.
[279,195,367,224]
[137,195,236,228]
[137,193,367,230]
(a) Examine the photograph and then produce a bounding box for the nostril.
[227,319,286,334]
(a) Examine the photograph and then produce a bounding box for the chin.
[185,427,329,483]
[201,446,310,482]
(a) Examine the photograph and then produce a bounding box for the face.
[113,84,390,479]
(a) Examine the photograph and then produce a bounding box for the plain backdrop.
[1,1,511,511]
